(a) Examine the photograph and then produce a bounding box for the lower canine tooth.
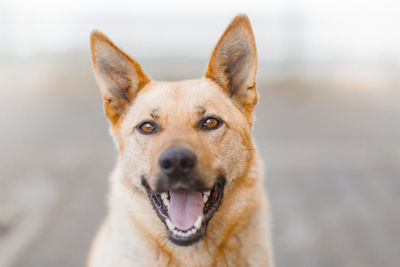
[166,218,174,231]
[194,216,203,230]
[161,192,168,199]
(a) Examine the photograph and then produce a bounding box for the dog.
[87,14,273,267]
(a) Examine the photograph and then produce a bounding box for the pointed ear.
[205,14,258,114]
[90,30,150,125]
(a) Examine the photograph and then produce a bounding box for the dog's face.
[91,15,258,246]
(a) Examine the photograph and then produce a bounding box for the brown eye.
[200,117,222,130]
[137,121,158,135]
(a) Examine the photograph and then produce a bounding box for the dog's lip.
[141,177,226,246]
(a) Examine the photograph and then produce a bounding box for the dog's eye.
[137,121,158,135]
[200,117,222,130]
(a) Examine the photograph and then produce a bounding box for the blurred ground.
[0,56,399,267]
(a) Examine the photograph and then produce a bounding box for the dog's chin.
[141,177,226,247]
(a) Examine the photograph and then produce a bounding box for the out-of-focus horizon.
[2,0,400,102]
[1,1,399,267]
[2,0,400,61]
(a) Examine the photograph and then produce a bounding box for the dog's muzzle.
[142,146,226,246]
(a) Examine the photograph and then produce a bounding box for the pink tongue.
[168,189,204,230]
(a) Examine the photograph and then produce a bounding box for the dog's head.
[90,14,258,246]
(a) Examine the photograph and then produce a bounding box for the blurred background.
[1,0,399,266]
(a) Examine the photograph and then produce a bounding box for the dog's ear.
[90,30,150,126]
[205,14,258,114]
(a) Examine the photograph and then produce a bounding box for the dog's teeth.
[161,192,170,206]
[166,218,174,231]
[203,190,211,203]
[162,198,170,207]
[169,222,201,237]
[194,216,203,230]
[172,228,197,237]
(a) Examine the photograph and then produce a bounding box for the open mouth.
[142,177,226,246]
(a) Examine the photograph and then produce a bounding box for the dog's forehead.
[130,78,233,117]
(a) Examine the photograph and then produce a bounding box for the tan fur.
[88,14,273,267]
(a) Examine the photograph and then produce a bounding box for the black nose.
[159,146,197,177]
